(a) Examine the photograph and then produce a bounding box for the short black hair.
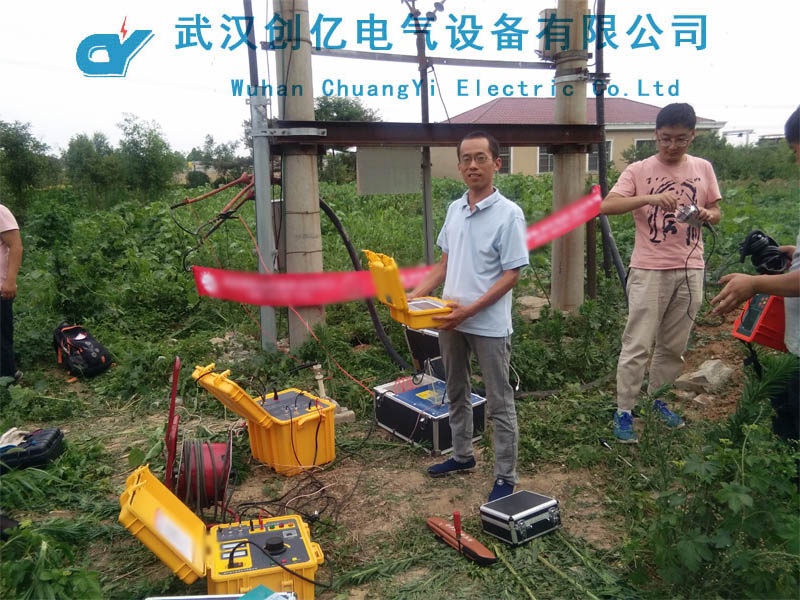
[457,131,500,160]
[656,103,697,130]
[785,105,800,145]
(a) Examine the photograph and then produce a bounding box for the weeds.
[0,177,797,598]
[0,520,104,600]
[624,355,800,598]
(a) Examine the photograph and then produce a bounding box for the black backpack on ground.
[53,323,112,377]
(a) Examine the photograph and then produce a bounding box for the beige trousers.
[616,268,704,411]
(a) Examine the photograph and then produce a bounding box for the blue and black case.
[0,428,65,473]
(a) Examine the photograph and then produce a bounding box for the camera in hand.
[676,204,702,227]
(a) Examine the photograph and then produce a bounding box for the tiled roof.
[443,98,719,127]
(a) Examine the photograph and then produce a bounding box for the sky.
[1,0,798,155]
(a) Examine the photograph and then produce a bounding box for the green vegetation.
[0,120,798,598]
[622,130,798,182]
[314,97,382,184]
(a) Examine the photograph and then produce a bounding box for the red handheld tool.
[426,514,497,566]
[453,511,462,553]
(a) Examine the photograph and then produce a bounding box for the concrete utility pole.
[273,0,325,348]
[551,0,589,312]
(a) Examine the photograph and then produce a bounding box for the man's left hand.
[433,302,471,330]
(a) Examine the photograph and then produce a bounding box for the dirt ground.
[61,310,749,596]
[284,314,739,544]
[309,310,746,548]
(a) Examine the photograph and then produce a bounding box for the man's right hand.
[649,191,679,211]
[711,273,757,316]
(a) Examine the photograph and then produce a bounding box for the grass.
[0,174,798,599]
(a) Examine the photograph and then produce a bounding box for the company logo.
[76,17,154,77]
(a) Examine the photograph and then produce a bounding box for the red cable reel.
[164,357,233,514]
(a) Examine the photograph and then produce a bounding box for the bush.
[620,132,798,181]
[628,354,800,598]
[185,170,210,188]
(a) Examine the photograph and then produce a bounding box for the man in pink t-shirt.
[0,203,23,383]
[601,103,722,443]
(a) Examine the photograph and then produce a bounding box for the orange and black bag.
[53,322,112,377]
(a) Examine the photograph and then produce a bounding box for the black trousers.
[771,354,800,442]
[0,298,15,377]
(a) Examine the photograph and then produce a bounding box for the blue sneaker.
[488,478,515,502]
[427,457,476,478]
[653,399,685,429]
[613,411,638,443]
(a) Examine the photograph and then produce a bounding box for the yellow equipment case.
[363,249,452,330]
[119,465,324,598]
[192,364,336,476]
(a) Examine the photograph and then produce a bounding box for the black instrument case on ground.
[0,428,65,473]
[480,490,562,545]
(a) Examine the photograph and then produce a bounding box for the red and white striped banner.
[193,186,601,307]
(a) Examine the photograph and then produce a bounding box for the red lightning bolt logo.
[120,16,128,40]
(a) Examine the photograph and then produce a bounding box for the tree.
[314,96,380,122]
[314,97,381,183]
[201,134,245,183]
[117,114,184,197]
[0,120,55,200]
[63,132,123,192]
[187,134,249,185]
[186,147,205,162]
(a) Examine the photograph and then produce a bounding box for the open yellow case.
[363,249,452,330]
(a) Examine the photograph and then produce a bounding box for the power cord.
[682,221,716,323]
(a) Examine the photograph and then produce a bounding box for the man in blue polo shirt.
[410,131,529,502]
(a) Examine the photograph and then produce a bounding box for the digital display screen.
[737,294,767,335]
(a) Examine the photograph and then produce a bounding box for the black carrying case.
[0,428,65,473]
[480,490,562,546]
[373,376,486,455]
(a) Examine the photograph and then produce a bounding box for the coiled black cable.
[318,197,412,371]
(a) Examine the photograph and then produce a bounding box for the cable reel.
[175,435,233,513]
[165,357,234,515]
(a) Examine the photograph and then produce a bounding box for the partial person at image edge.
[0,203,23,384]
[711,105,800,443]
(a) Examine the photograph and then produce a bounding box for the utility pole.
[273,0,325,348]
[245,0,277,352]
[403,0,447,264]
[415,21,435,265]
[551,0,589,312]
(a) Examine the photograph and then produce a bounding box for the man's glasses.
[458,154,493,166]
[657,137,691,147]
